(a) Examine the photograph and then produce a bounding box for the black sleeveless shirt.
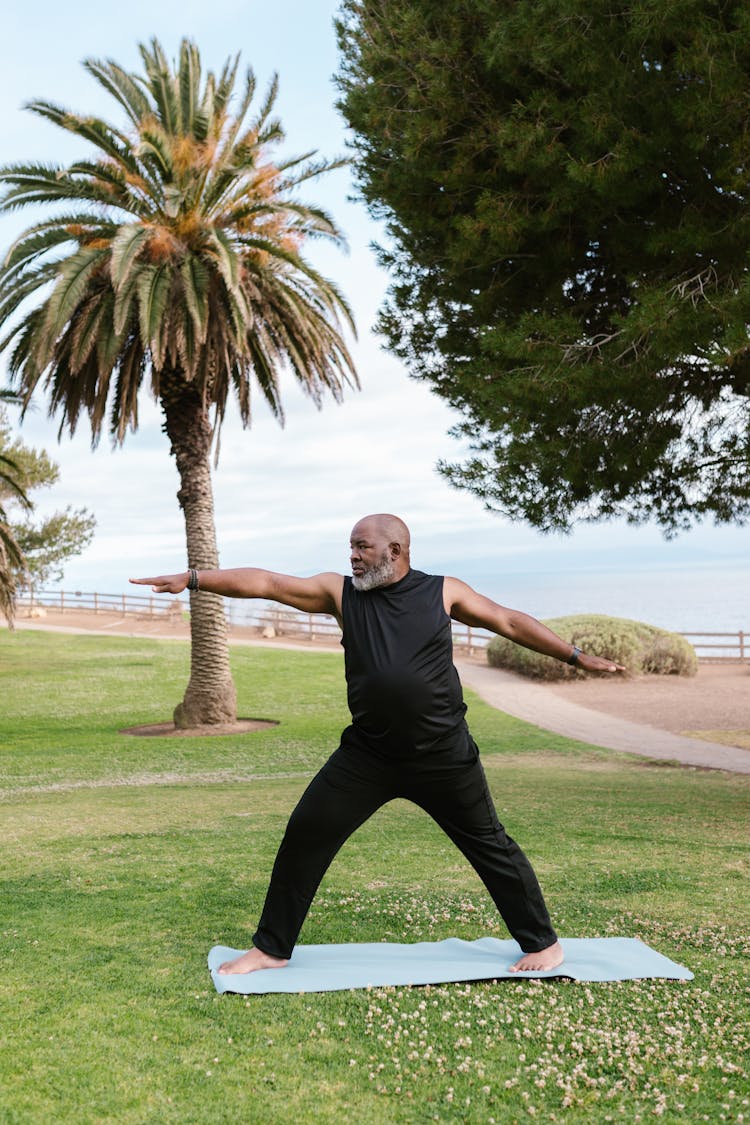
[341,569,467,753]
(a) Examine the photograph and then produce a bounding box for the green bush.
[486,614,698,681]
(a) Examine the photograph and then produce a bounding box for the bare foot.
[217,947,289,975]
[508,939,564,973]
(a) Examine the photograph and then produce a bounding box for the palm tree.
[0,38,357,725]
[0,391,30,625]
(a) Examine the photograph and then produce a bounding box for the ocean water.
[472,564,748,637]
[222,563,748,658]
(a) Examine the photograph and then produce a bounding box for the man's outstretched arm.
[130,568,344,618]
[444,576,625,674]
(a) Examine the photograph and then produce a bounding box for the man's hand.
[130,573,188,594]
[575,651,626,675]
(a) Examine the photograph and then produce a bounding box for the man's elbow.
[495,611,526,640]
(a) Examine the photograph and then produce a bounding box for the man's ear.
[390,542,401,559]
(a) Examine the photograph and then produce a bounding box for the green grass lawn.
[1,630,748,1124]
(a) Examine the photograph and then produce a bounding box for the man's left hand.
[576,652,626,675]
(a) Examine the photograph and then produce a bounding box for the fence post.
[741,630,745,664]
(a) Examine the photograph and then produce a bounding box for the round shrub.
[485,614,698,681]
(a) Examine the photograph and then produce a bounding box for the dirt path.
[546,663,749,741]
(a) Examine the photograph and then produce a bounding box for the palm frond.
[180,254,210,343]
[66,159,157,214]
[212,67,257,170]
[83,58,152,126]
[110,225,151,290]
[243,328,283,420]
[0,447,32,507]
[241,236,357,334]
[3,228,74,279]
[201,165,248,218]
[193,73,216,144]
[213,53,241,117]
[0,166,137,216]
[204,228,240,291]
[178,40,201,136]
[109,336,145,442]
[279,154,350,190]
[252,73,281,139]
[5,308,47,405]
[26,101,136,169]
[136,263,172,366]
[112,267,141,337]
[136,127,175,183]
[93,290,126,378]
[42,246,109,346]
[0,261,65,332]
[3,218,117,276]
[68,292,109,374]
[139,38,180,134]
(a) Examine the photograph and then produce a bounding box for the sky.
[0,0,747,630]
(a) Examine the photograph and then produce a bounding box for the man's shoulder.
[399,570,445,598]
[398,569,444,590]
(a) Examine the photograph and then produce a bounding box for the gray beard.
[351,553,397,591]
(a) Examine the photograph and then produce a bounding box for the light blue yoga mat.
[207,936,693,994]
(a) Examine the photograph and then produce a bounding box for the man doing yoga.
[132,514,624,975]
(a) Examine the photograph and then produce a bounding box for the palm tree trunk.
[160,370,237,727]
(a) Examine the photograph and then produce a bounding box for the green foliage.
[0,632,748,1122]
[0,36,357,444]
[487,614,698,680]
[0,406,94,595]
[0,392,29,620]
[336,1,750,533]
[13,507,95,588]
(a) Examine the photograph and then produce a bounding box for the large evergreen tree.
[0,38,357,724]
[337,0,750,533]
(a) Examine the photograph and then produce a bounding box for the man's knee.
[284,784,332,840]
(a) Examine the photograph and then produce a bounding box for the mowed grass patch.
[0,630,349,789]
[0,630,607,794]
[1,630,748,1123]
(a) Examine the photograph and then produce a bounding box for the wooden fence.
[15,590,748,662]
[679,631,747,663]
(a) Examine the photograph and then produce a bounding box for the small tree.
[0,38,357,725]
[0,407,95,594]
[337,0,750,533]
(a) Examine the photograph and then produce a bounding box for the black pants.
[252,725,557,959]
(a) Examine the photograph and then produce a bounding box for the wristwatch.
[566,645,582,666]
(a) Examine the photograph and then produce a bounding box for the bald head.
[349,513,411,590]
[354,513,410,552]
